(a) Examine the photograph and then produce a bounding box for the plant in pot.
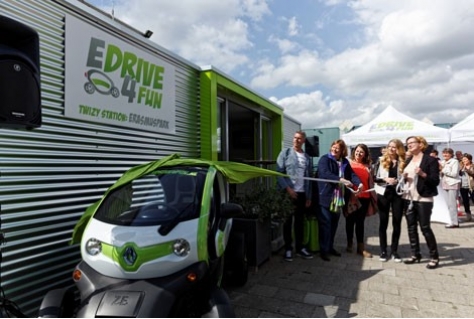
[230,183,294,268]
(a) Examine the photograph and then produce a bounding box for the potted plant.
[230,183,294,268]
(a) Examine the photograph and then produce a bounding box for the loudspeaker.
[305,135,319,157]
[0,15,41,129]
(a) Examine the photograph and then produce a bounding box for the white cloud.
[90,0,474,129]
[251,50,324,88]
[287,16,300,36]
[105,0,262,72]
[270,91,393,129]
[268,35,299,54]
[255,0,474,127]
[240,0,271,21]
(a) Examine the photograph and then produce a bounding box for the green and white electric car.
[38,154,285,318]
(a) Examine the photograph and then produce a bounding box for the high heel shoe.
[426,259,439,269]
[403,254,421,264]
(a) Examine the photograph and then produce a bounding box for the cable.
[396,175,418,214]
[0,233,27,318]
[297,176,373,193]
[395,175,406,196]
[0,287,27,318]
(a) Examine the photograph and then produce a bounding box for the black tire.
[201,288,235,318]
[38,287,76,318]
[84,82,94,94]
[223,232,248,287]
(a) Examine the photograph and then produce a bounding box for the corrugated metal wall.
[282,114,301,149]
[0,0,201,316]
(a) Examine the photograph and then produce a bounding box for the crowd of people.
[276,130,473,270]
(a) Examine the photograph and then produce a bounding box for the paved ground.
[227,211,474,318]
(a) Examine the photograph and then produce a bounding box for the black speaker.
[305,135,319,157]
[0,15,41,129]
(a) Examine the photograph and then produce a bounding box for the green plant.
[231,183,294,222]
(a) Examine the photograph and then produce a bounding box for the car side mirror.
[220,203,243,218]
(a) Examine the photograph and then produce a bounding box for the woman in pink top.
[346,144,373,258]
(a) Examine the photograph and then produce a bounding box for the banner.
[64,14,176,133]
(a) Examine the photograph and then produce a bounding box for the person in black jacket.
[401,136,440,269]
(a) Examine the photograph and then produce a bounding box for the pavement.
[226,211,474,318]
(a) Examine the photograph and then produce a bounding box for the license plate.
[96,291,144,317]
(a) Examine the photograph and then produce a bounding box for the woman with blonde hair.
[374,139,406,262]
[402,136,440,269]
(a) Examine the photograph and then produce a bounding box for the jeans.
[318,205,340,254]
[284,192,306,251]
[405,200,439,259]
[377,190,403,254]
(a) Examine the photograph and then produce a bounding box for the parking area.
[227,212,474,317]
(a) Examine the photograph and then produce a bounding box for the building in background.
[302,127,340,171]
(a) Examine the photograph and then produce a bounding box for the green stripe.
[217,230,225,256]
[196,167,216,262]
[91,78,111,89]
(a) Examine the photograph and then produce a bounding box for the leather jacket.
[404,154,440,198]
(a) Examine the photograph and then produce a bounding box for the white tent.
[342,106,453,224]
[342,106,450,146]
[449,112,474,142]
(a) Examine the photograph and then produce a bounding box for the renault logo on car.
[123,247,137,265]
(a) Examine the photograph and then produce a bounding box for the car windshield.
[94,167,206,226]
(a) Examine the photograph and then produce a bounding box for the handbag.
[366,191,378,216]
[366,171,378,216]
[344,192,361,216]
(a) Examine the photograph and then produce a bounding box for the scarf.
[329,159,345,213]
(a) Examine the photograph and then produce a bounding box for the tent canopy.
[449,112,474,142]
[342,106,449,146]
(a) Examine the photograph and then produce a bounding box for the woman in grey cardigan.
[441,148,461,228]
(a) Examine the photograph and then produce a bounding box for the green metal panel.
[272,115,284,159]
[214,73,283,115]
[200,71,218,160]
[200,68,286,162]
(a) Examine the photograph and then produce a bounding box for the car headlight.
[173,239,190,257]
[85,238,102,256]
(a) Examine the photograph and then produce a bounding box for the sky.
[86,0,474,130]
